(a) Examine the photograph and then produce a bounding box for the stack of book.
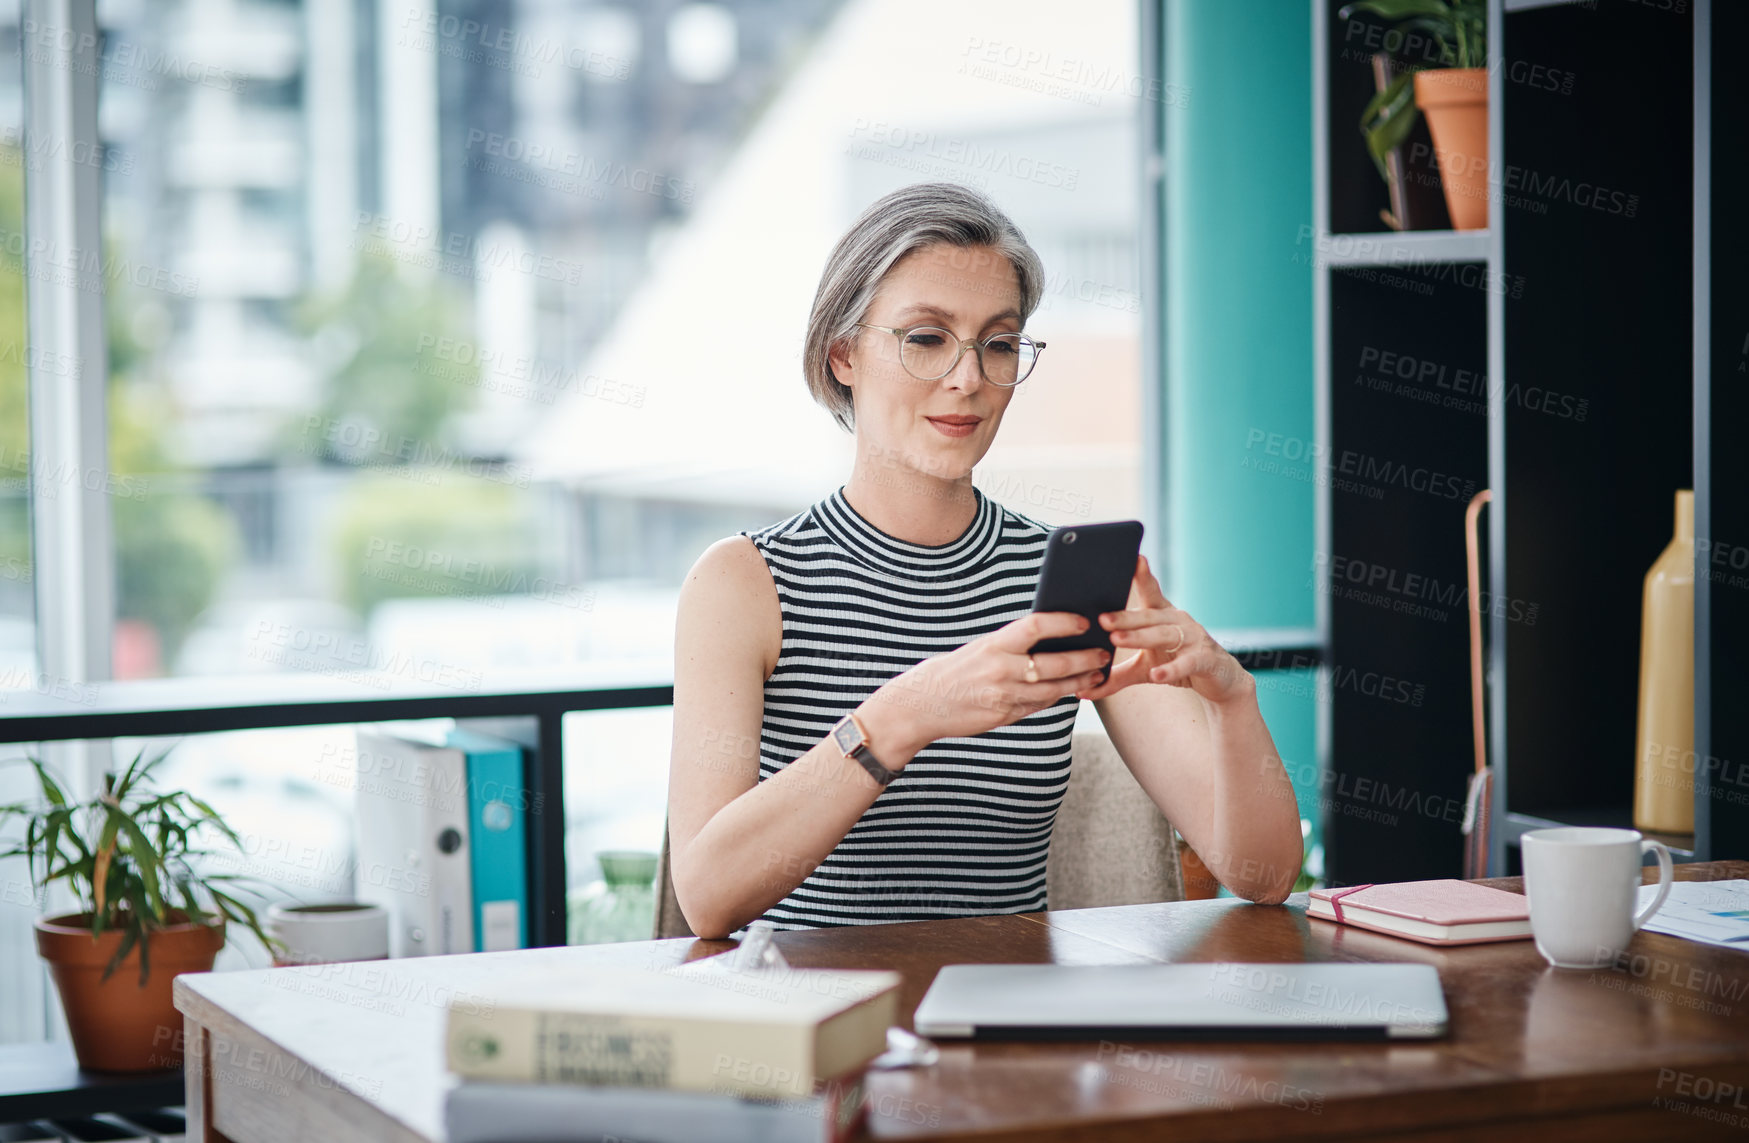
[443,957,902,1143]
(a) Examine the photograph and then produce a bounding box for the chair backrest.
[1046,731,1184,910]
[653,827,696,940]
[651,730,1182,937]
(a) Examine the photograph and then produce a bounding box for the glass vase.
[568,850,658,945]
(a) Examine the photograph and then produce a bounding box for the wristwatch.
[831,711,895,787]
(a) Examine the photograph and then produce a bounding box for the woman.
[668,183,1301,939]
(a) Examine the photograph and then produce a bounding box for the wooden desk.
[174,861,1749,1142]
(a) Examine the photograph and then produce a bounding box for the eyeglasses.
[853,323,1045,387]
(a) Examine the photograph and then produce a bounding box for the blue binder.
[447,728,530,952]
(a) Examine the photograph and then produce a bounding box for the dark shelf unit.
[1314,0,1492,883]
[1496,0,1693,847]
[1313,0,1743,882]
[1325,260,1488,882]
[1699,0,1749,866]
[0,1044,180,1127]
[1500,809,1696,866]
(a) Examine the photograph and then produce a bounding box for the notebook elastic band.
[1324,883,1375,924]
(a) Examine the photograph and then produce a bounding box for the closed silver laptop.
[913,962,1449,1040]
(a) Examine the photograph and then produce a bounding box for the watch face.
[832,716,863,754]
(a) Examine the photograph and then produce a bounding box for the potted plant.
[1342,0,1489,231]
[0,752,281,1072]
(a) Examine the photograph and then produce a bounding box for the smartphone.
[1028,520,1144,685]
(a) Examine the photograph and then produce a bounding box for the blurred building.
[91,0,840,462]
[4,0,1137,656]
[523,0,1143,538]
[84,0,845,614]
[98,0,312,467]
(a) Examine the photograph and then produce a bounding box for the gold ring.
[1024,656,1039,684]
[1163,626,1185,653]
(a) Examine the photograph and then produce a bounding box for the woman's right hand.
[860,611,1111,758]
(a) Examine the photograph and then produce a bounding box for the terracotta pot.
[1371,53,1451,231]
[1177,839,1221,901]
[35,912,225,1072]
[1414,67,1488,231]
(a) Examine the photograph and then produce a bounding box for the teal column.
[1164,0,1313,623]
[1161,1,1319,879]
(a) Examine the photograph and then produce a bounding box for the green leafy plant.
[1340,0,1488,182]
[0,752,282,983]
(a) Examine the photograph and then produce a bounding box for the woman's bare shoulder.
[677,535,781,675]
[684,534,774,595]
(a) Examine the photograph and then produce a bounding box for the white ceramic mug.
[1521,827,1673,969]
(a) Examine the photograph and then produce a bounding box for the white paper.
[1635,879,1749,951]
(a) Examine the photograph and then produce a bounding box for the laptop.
[912,962,1449,1040]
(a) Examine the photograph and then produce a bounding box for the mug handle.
[1632,839,1674,931]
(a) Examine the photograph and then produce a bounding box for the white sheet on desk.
[1635,879,1749,950]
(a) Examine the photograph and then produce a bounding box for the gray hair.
[803,182,1044,432]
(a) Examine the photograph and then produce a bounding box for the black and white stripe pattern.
[741,486,1075,929]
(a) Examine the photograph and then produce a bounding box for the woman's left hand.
[1075,556,1253,706]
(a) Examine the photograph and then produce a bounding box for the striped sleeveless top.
[740,485,1077,929]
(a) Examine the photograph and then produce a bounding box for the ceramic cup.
[1521,827,1673,969]
[266,902,390,966]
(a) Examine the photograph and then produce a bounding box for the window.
[1,0,1147,1040]
[0,0,36,1044]
[92,0,1142,686]
[0,2,26,684]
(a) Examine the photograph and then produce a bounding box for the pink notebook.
[1307,879,1532,946]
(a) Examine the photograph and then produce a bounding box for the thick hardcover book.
[446,960,900,1098]
[1307,879,1532,946]
[444,1076,867,1143]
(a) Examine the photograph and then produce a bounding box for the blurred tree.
[330,473,539,616]
[0,144,238,672]
[107,290,239,672]
[0,152,29,605]
[297,250,537,620]
[292,251,479,463]
[109,395,238,671]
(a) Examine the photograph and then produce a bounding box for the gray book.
[444,1078,866,1143]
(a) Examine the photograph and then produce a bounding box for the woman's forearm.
[1085,561,1302,902]
[1200,679,1304,903]
[673,703,927,938]
[1098,671,1304,905]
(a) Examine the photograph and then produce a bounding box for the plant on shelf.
[0,751,282,1072]
[1341,0,1490,231]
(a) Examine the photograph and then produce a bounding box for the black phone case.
[1028,520,1144,684]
